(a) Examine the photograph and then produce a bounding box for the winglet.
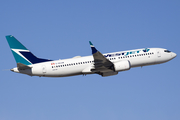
[89,41,93,46]
[89,41,98,54]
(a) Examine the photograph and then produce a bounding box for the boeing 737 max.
[6,35,177,77]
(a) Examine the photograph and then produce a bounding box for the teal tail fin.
[6,35,52,65]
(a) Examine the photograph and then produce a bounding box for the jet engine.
[113,60,131,72]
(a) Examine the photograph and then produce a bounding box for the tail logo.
[6,35,52,65]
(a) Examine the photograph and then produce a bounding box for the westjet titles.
[104,48,149,57]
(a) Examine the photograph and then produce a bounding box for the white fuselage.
[12,48,176,77]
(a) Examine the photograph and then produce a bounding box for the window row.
[52,60,94,68]
[117,52,154,59]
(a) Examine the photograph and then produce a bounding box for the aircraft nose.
[171,52,177,58]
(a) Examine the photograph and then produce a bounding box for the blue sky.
[1,0,180,120]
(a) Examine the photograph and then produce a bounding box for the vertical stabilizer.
[6,35,52,65]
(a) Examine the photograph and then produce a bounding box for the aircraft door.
[157,50,161,57]
[42,65,46,74]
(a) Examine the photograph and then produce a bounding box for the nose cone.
[171,52,177,59]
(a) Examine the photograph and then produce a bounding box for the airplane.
[6,35,177,77]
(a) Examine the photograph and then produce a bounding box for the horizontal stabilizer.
[17,63,32,69]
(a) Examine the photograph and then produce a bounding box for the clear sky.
[1,0,180,120]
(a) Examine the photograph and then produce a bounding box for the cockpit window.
[164,50,171,53]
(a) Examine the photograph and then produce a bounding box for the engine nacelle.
[114,60,131,72]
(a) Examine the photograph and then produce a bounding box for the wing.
[89,41,115,75]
